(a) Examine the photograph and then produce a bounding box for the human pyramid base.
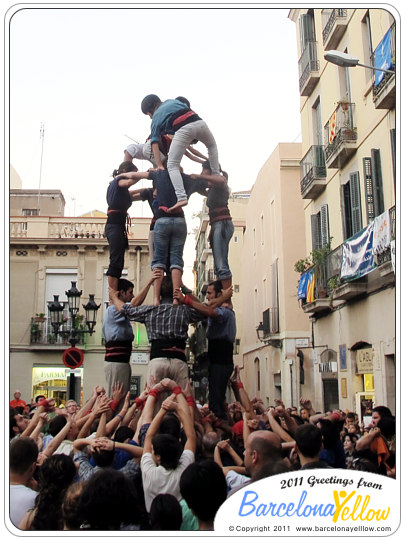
[9,96,396,531]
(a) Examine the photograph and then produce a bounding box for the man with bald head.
[226,430,289,495]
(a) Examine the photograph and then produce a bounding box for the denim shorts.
[152,216,187,271]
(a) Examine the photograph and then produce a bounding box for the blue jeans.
[210,219,234,281]
[168,120,220,201]
[152,217,187,271]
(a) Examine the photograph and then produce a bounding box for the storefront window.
[32,366,83,407]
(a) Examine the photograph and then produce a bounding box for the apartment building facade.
[288,8,396,417]
[240,143,312,408]
[10,188,153,405]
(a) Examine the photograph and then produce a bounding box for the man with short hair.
[226,430,285,493]
[205,280,236,420]
[103,273,159,402]
[10,390,26,411]
[9,437,38,528]
[294,423,332,469]
[180,460,227,530]
[9,409,29,440]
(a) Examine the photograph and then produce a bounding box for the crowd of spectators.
[9,370,396,531]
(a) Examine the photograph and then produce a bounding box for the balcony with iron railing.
[301,206,395,314]
[300,145,327,199]
[324,101,357,169]
[372,23,396,110]
[30,317,86,347]
[322,9,348,50]
[298,40,320,96]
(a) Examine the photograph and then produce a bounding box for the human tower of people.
[9,96,396,532]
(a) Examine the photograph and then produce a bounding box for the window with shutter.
[311,213,322,250]
[300,11,316,51]
[349,172,362,235]
[320,204,330,248]
[371,149,384,216]
[363,157,375,222]
[390,129,396,191]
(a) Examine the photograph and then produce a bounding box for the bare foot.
[168,199,188,212]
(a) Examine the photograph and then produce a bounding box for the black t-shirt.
[206,183,229,210]
[106,177,132,212]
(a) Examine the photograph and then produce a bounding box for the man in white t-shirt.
[140,385,196,512]
[9,437,39,529]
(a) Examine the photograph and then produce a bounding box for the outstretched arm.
[187,145,208,161]
[115,170,150,188]
[190,172,227,187]
[152,142,165,170]
[131,269,163,307]
[173,287,232,317]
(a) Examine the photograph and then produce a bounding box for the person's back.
[9,437,38,529]
[141,432,194,512]
[180,460,227,530]
[149,493,183,530]
[294,423,332,469]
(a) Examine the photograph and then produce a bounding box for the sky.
[7,4,303,282]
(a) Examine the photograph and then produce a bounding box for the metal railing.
[30,318,86,346]
[372,23,396,99]
[299,41,319,92]
[300,145,327,194]
[322,8,347,44]
[324,101,357,161]
[302,205,395,302]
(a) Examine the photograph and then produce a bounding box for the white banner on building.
[372,210,390,256]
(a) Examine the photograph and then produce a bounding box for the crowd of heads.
[9,372,396,532]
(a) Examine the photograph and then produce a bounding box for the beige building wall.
[10,165,22,189]
[241,143,311,408]
[289,8,396,414]
[10,189,66,217]
[10,214,153,405]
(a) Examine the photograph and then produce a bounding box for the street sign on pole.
[62,347,84,369]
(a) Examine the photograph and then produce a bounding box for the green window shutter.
[320,204,330,248]
[371,149,384,216]
[349,172,362,235]
[363,157,375,222]
[390,129,396,192]
[311,213,322,250]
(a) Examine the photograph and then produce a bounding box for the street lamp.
[47,281,100,347]
[324,50,395,74]
[256,322,282,349]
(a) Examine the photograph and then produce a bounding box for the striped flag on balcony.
[329,111,337,143]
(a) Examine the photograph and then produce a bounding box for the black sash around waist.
[105,340,132,363]
[150,338,187,362]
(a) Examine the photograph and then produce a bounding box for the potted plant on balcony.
[34,312,46,323]
[31,322,41,343]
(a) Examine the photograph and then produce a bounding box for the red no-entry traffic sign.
[62,347,84,369]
